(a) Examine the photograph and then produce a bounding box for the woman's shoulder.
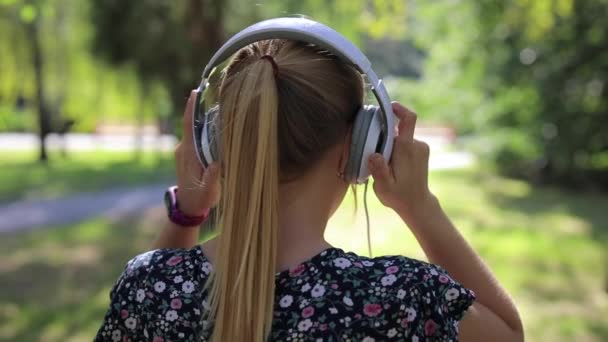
[337,249,457,286]
[120,246,212,285]
[339,250,476,338]
[95,246,212,341]
[274,248,476,340]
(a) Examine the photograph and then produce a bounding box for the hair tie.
[260,55,279,77]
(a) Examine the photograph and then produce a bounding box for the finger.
[181,90,198,145]
[201,162,221,186]
[413,139,431,161]
[392,102,417,143]
[368,153,394,185]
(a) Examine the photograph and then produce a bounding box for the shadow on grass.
[0,152,174,203]
[0,208,164,342]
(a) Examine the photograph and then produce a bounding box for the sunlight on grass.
[0,168,606,341]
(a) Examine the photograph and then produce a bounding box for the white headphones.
[192,17,395,184]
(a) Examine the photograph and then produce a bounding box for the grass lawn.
[0,150,174,203]
[1,167,606,341]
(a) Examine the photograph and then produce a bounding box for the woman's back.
[96,246,474,341]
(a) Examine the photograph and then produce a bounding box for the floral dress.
[95,246,475,341]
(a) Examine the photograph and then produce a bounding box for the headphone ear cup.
[200,105,220,167]
[344,105,382,184]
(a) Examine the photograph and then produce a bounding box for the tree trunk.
[28,16,51,162]
[134,85,148,161]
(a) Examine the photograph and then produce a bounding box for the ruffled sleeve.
[415,263,476,339]
[94,251,156,341]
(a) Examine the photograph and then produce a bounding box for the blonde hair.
[206,39,364,341]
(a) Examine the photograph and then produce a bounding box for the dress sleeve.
[415,263,476,340]
[94,251,156,341]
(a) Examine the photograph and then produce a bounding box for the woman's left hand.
[173,90,221,216]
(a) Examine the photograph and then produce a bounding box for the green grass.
[1,167,606,341]
[0,150,174,203]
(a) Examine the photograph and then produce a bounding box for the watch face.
[164,187,176,213]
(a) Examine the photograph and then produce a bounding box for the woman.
[95,39,523,341]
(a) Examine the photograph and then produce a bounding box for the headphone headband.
[202,17,371,78]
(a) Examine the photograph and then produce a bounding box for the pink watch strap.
[165,186,211,227]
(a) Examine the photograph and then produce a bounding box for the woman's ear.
[336,125,353,180]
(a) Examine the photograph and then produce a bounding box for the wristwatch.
[164,186,211,227]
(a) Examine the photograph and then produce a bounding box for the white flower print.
[96,245,476,341]
[446,288,460,301]
[412,336,419,342]
[311,284,326,298]
[136,289,145,303]
[381,274,397,286]
[405,307,417,322]
[201,262,212,275]
[111,329,121,342]
[182,281,195,294]
[297,319,313,332]
[333,257,352,269]
[154,281,166,293]
[124,317,137,330]
[397,289,406,299]
[279,295,293,308]
[165,310,178,322]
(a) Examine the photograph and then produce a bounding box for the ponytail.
[206,58,279,341]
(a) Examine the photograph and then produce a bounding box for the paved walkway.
[0,133,178,152]
[0,183,169,233]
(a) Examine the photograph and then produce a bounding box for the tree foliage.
[472,0,608,187]
[387,0,607,189]
[89,0,408,127]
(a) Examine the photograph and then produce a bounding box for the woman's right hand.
[367,102,435,220]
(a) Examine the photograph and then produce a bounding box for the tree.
[90,0,227,137]
[89,0,409,129]
[472,0,608,188]
[1,0,53,161]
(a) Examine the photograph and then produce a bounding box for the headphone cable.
[363,180,372,257]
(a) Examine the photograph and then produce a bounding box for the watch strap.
[164,186,211,227]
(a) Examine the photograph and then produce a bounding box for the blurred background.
[0,0,606,341]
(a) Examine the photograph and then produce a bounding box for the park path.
[0,183,170,233]
[0,132,473,233]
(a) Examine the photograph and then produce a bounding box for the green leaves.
[19,4,35,23]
